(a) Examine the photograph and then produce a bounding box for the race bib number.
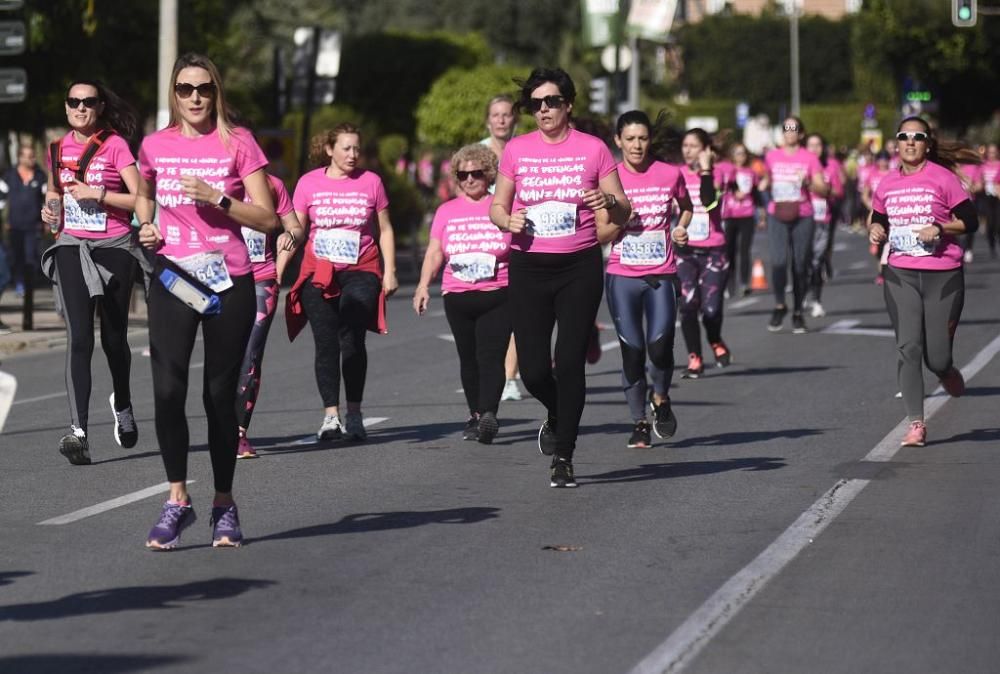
[242,227,266,263]
[620,230,666,267]
[525,200,576,239]
[811,197,828,220]
[735,173,753,194]
[889,225,933,257]
[987,181,997,197]
[313,228,361,265]
[772,180,800,203]
[449,252,497,283]
[63,193,107,232]
[171,250,234,292]
[688,212,711,242]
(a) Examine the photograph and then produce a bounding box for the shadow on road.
[0,654,188,673]
[252,507,501,545]
[723,366,838,377]
[932,428,1000,444]
[580,456,786,484]
[669,428,824,448]
[0,578,275,622]
[0,571,33,587]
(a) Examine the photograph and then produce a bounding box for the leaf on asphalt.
[542,544,582,552]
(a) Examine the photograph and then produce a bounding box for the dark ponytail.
[898,116,981,172]
[68,79,138,142]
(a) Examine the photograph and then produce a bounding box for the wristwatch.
[216,193,232,211]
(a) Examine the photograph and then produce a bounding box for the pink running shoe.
[236,433,258,459]
[939,367,965,397]
[900,421,926,447]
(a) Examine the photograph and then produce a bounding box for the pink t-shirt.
[959,164,983,195]
[722,165,757,220]
[765,147,823,218]
[857,163,873,195]
[243,175,293,282]
[873,161,968,271]
[680,164,725,248]
[293,168,389,272]
[497,129,617,254]
[430,196,511,293]
[983,160,1000,198]
[606,161,686,277]
[51,131,135,239]
[810,160,844,225]
[138,126,268,277]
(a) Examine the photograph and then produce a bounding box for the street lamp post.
[789,0,800,116]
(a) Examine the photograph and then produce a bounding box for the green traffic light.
[958,7,971,19]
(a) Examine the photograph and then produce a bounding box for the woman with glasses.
[722,142,760,298]
[804,132,845,318]
[490,67,631,488]
[285,123,398,443]
[764,116,829,333]
[40,80,146,465]
[136,52,278,549]
[868,117,980,447]
[413,144,511,444]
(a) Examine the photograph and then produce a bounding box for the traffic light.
[952,0,977,27]
[589,77,609,116]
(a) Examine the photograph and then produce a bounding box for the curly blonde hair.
[309,122,361,168]
[449,143,498,185]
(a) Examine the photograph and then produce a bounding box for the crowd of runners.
[33,54,997,548]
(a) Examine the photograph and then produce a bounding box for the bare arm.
[377,208,398,297]
[179,168,279,233]
[489,174,526,233]
[413,237,444,314]
[275,210,305,282]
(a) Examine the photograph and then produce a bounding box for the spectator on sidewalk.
[0,145,47,298]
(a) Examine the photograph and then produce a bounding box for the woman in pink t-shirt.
[805,133,845,318]
[39,80,145,466]
[981,143,1000,257]
[868,117,980,447]
[722,143,759,298]
[414,144,511,444]
[490,67,631,488]
[135,53,279,550]
[764,116,829,333]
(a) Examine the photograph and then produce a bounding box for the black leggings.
[54,246,138,433]
[724,217,755,292]
[149,270,255,493]
[509,246,604,459]
[301,270,381,407]
[443,288,511,416]
[236,279,279,429]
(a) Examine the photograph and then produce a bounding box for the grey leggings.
[883,265,964,421]
[767,214,814,312]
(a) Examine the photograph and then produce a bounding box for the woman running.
[136,53,278,549]
[490,67,631,488]
[721,142,759,298]
[234,175,304,459]
[606,111,693,448]
[414,144,511,444]
[805,132,844,318]
[764,117,828,333]
[957,158,984,263]
[286,123,398,442]
[40,79,147,465]
[677,128,729,379]
[868,117,979,447]
[982,143,1000,258]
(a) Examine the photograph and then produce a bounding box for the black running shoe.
[792,313,808,334]
[59,427,91,465]
[649,395,678,440]
[627,420,652,448]
[549,457,577,488]
[537,418,557,456]
[463,414,479,441]
[768,306,788,332]
[477,411,499,445]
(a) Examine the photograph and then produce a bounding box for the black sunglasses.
[174,82,217,99]
[527,95,566,113]
[456,169,486,181]
[66,97,100,109]
[896,131,928,142]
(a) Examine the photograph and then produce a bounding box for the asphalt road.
[2,228,999,674]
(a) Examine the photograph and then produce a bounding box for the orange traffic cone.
[750,258,768,291]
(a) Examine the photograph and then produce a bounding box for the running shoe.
[940,367,965,397]
[649,395,678,440]
[549,457,577,488]
[210,503,243,548]
[792,313,808,334]
[109,392,138,449]
[964,249,974,264]
[874,274,884,286]
[537,418,557,456]
[810,301,826,318]
[768,306,788,332]
[477,411,499,445]
[710,341,732,368]
[59,426,91,465]
[627,420,652,448]
[344,412,367,441]
[682,353,704,380]
[586,324,602,364]
[463,414,480,441]
[900,420,926,447]
[146,500,196,550]
[741,287,752,298]
[236,432,258,459]
[317,414,343,441]
[500,379,523,401]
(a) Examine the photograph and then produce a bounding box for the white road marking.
[437,334,456,343]
[848,260,869,270]
[822,319,894,338]
[833,242,848,252]
[628,331,1000,674]
[286,416,390,447]
[601,340,619,352]
[11,391,63,406]
[727,296,761,310]
[0,370,16,432]
[37,481,196,526]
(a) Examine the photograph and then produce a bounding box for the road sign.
[0,67,26,102]
[736,102,749,129]
[0,20,24,55]
[952,0,977,27]
[589,77,609,115]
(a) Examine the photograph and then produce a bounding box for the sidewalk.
[0,284,149,358]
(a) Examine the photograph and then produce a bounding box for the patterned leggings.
[236,279,279,429]
[676,245,729,357]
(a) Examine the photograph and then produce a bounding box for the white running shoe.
[317,415,343,441]
[344,413,367,441]
[964,249,974,263]
[810,302,826,318]
[501,379,523,401]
